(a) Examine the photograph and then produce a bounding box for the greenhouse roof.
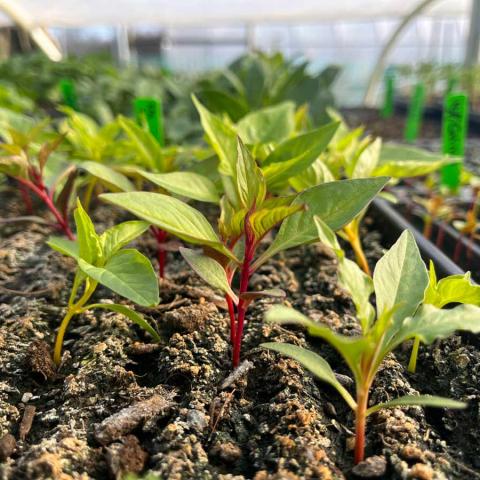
[0,0,471,28]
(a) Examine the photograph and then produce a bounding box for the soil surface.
[0,191,479,480]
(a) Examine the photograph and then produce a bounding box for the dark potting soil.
[0,193,479,479]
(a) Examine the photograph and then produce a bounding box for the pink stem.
[16,177,74,240]
[151,227,168,278]
[232,217,256,368]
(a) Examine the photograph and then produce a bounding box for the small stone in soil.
[19,405,36,440]
[352,455,387,478]
[0,434,16,461]
[210,441,242,464]
[26,340,56,381]
[106,435,148,479]
[409,463,434,480]
[163,303,218,333]
[94,390,175,445]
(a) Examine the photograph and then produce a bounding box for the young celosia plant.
[48,200,159,365]
[263,225,480,463]
[100,138,387,368]
[0,121,75,239]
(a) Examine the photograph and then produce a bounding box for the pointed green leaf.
[373,230,428,324]
[138,170,220,203]
[350,138,382,179]
[236,138,266,210]
[424,261,480,308]
[100,220,150,259]
[262,342,357,410]
[74,199,101,264]
[0,154,29,178]
[338,257,376,332]
[78,249,159,306]
[265,306,368,383]
[236,102,295,145]
[391,303,480,349]
[366,394,466,416]
[253,177,388,269]
[118,116,164,171]
[85,303,160,342]
[192,94,237,176]
[79,161,134,192]
[289,158,335,191]
[373,144,454,178]
[100,192,237,262]
[249,204,304,241]
[179,247,238,304]
[262,122,339,189]
[47,236,79,260]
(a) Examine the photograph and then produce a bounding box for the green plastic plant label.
[381,69,395,118]
[59,79,78,110]
[134,98,164,146]
[441,93,468,191]
[446,76,458,96]
[404,83,425,143]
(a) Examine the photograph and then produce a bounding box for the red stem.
[232,217,256,368]
[18,181,33,214]
[354,389,368,464]
[151,227,168,278]
[16,177,74,240]
[435,223,445,248]
[226,295,236,345]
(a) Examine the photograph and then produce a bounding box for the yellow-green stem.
[408,337,421,373]
[351,237,371,276]
[83,178,97,212]
[53,280,97,365]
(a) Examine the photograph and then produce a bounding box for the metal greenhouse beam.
[465,0,480,65]
[0,0,62,61]
[363,0,438,107]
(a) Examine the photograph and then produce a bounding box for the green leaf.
[289,158,335,191]
[249,204,304,241]
[391,303,480,349]
[118,116,164,171]
[100,192,236,262]
[0,154,28,178]
[313,216,343,257]
[373,230,428,324]
[47,236,79,259]
[79,161,134,192]
[179,247,238,303]
[261,342,357,410]
[350,138,382,179]
[338,257,376,332]
[85,303,160,342]
[424,261,480,308]
[373,144,454,178]
[192,94,237,176]
[236,102,295,144]
[262,122,339,189]
[138,170,220,203]
[73,199,102,264]
[236,138,266,210]
[264,306,368,383]
[196,89,249,122]
[100,220,150,259]
[253,177,388,269]
[78,249,159,307]
[366,394,466,416]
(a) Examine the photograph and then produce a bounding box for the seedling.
[263,226,480,463]
[48,200,159,365]
[0,121,75,239]
[408,260,480,373]
[101,137,388,368]
[290,109,454,274]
